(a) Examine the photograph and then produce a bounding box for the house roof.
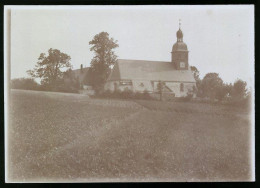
[72,67,89,83]
[107,59,196,83]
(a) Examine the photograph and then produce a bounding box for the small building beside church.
[64,64,94,95]
[104,27,196,97]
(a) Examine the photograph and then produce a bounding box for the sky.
[8,5,254,86]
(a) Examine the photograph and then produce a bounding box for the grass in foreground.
[7,90,253,182]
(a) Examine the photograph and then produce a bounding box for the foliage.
[11,78,40,90]
[201,73,224,100]
[231,79,247,100]
[57,69,80,93]
[97,89,152,100]
[178,89,193,102]
[215,84,229,101]
[190,66,200,83]
[27,48,72,89]
[190,66,202,97]
[88,32,119,93]
[157,81,165,101]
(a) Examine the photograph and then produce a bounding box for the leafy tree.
[215,84,229,101]
[11,78,39,90]
[157,81,165,101]
[190,66,200,82]
[190,65,201,97]
[201,73,223,100]
[27,48,72,89]
[60,68,81,93]
[88,32,119,93]
[231,79,247,100]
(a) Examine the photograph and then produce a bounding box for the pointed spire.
[176,19,183,42]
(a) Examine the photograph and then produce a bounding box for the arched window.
[180,83,184,92]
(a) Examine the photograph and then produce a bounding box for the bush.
[178,93,193,102]
[133,91,143,100]
[11,78,40,90]
[142,90,151,100]
[39,80,79,94]
[102,90,113,98]
[97,89,152,100]
[121,89,135,99]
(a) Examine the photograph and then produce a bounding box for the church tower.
[171,20,189,70]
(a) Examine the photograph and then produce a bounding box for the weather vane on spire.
[179,19,181,29]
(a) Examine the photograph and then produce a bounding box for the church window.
[120,80,132,86]
[180,83,184,92]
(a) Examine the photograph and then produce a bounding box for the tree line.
[11,32,118,93]
[11,31,251,106]
[190,66,251,105]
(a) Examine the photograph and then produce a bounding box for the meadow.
[7,89,253,182]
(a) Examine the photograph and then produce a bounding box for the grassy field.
[7,89,253,182]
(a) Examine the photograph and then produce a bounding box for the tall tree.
[27,48,72,89]
[157,81,165,101]
[88,32,119,93]
[190,66,200,83]
[201,73,224,100]
[231,79,247,100]
[190,65,201,96]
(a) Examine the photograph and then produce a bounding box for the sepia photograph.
[4,5,255,182]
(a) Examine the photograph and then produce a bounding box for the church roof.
[176,28,183,39]
[107,59,196,83]
[172,42,188,51]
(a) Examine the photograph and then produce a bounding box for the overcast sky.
[8,5,254,86]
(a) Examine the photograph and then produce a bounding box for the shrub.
[113,90,122,98]
[11,78,40,90]
[97,89,152,100]
[121,89,134,99]
[133,91,143,100]
[142,90,152,100]
[178,93,193,102]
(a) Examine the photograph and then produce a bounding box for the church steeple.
[171,20,189,70]
[177,19,183,42]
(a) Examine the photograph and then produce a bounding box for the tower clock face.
[180,62,185,68]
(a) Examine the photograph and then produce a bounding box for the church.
[104,26,196,97]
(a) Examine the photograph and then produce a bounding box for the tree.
[157,81,165,101]
[190,65,202,97]
[27,48,72,89]
[215,84,230,101]
[190,66,200,83]
[60,68,81,93]
[88,32,119,93]
[231,79,247,100]
[201,73,223,100]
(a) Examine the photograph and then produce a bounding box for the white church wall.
[105,80,196,97]
[153,81,196,97]
[104,81,117,91]
[165,82,183,97]
[118,85,133,91]
[132,80,153,93]
[105,81,133,92]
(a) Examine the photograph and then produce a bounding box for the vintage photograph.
[5,5,254,182]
